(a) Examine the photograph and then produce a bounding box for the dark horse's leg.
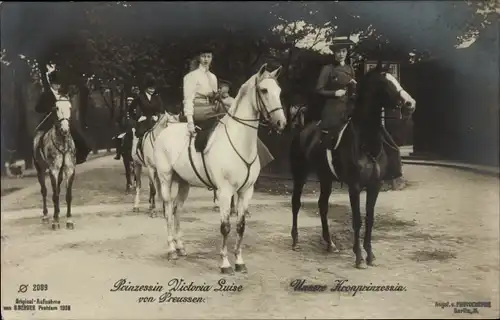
[364,182,381,266]
[122,132,134,194]
[348,184,366,268]
[290,133,310,251]
[123,155,133,194]
[317,172,339,252]
[114,135,122,160]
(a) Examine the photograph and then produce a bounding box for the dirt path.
[1,159,499,319]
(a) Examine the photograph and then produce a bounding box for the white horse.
[154,64,287,274]
[131,111,179,216]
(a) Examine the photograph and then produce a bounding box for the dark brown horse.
[290,64,416,269]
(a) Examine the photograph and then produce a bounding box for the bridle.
[224,76,283,130]
[53,100,72,133]
[197,75,283,193]
[289,104,307,127]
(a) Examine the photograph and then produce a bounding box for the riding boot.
[114,136,122,160]
[381,127,402,180]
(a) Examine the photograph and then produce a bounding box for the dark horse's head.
[353,64,416,126]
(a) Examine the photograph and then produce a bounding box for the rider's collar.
[198,65,210,73]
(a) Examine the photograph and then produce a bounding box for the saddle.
[194,118,220,153]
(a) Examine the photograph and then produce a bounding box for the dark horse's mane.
[351,65,391,124]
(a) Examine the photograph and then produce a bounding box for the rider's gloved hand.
[187,121,196,134]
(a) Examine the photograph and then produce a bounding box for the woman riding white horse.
[154,59,287,274]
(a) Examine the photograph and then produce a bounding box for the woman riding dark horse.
[315,40,403,180]
[290,57,416,269]
[34,70,91,165]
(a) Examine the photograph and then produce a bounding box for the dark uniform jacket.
[35,90,65,131]
[315,63,356,129]
[128,91,164,121]
[129,91,164,137]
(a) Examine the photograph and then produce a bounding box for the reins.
[190,74,283,192]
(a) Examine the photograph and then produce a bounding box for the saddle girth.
[188,135,216,190]
[135,128,156,165]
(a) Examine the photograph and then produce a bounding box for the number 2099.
[33,284,48,291]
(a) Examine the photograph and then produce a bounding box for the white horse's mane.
[225,71,277,115]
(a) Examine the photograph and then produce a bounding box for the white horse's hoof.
[176,248,187,256]
[132,207,140,213]
[167,251,179,260]
[220,267,234,275]
[235,264,247,273]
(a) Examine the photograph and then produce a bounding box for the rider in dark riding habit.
[316,39,403,180]
[129,75,164,141]
[34,70,91,164]
[316,39,357,151]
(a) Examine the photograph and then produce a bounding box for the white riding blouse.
[183,65,218,117]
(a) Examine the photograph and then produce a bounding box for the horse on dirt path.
[131,111,179,217]
[290,63,416,269]
[33,97,77,230]
[154,64,287,274]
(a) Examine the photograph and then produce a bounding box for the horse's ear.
[257,63,267,77]
[269,65,282,79]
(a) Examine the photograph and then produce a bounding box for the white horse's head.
[240,64,287,132]
[54,100,72,135]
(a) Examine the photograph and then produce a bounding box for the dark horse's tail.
[289,123,322,213]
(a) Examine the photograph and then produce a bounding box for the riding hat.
[143,74,156,89]
[329,38,355,52]
[48,70,62,85]
[196,44,215,56]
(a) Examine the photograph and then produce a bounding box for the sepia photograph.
[1,1,499,319]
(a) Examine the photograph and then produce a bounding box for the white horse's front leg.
[234,185,254,273]
[219,186,234,274]
[158,170,178,260]
[173,181,190,256]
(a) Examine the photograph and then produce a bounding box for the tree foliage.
[1,1,497,97]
